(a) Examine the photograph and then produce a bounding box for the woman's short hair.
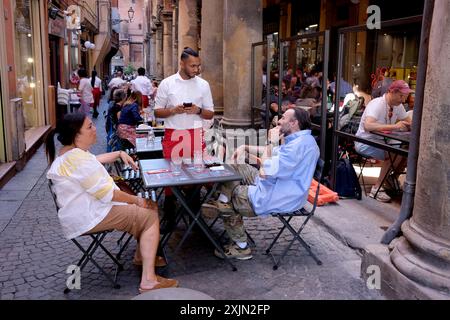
[78,68,88,78]
[56,113,86,145]
[113,89,126,103]
[45,113,87,164]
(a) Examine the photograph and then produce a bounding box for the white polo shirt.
[90,76,102,90]
[131,75,152,96]
[155,72,214,130]
[78,78,94,103]
[108,77,126,89]
[356,94,408,141]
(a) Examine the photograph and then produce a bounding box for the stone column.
[172,7,178,74]
[178,0,198,57]
[155,24,163,79]
[390,1,450,297]
[149,29,157,77]
[162,11,173,78]
[362,1,450,299]
[221,0,263,128]
[201,0,224,114]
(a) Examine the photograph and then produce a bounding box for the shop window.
[14,0,38,130]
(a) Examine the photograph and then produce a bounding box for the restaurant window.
[331,16,422,189]
[14,0,39,131]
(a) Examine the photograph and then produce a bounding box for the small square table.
[139,158,242,271]
[135,137,163,159]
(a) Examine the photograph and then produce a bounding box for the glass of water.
[146,129,155,147]
[193,150,204,172]
[171,157,182,176]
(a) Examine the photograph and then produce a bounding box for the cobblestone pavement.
[0,97,384,300]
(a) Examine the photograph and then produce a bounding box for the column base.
[220,117,253,129]
[361,244,450,299]
[390,219,450,294]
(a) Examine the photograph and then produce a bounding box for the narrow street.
[0,97,383,300]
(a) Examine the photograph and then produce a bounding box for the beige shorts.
[87,204,158,240]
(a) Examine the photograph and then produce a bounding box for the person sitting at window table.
[405,92,415,120]
[45,113,178,292]
[202,108,319,260]
[266,80,296,127]
[355,80,413,202]
[117,91,145,147]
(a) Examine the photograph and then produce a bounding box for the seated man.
[355,80,413,202]
[203,108,320,260]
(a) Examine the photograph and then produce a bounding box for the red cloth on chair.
[162,128,205,195]
[142,95,149,109]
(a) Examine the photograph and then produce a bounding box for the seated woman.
[117,90,146,147]
[108,89,127,127]
[45,113,178,292]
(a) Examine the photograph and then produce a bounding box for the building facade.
[0,0,118,186]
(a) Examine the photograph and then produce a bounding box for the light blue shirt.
[247,130,320,215]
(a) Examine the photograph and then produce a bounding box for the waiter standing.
[154,47,214,232]
[131,67,152,108]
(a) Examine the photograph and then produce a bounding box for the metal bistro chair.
[265,158,325,270]
[48,180,124,293]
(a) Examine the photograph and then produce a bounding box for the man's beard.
[279,127,290,137]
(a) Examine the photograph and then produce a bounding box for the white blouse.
[47,148,125,239]
[78,78,94,103]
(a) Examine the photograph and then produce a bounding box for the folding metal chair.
[356,152,371,196]
[265,158,325,270]
[48,180,124,293]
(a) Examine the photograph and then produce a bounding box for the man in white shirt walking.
[108,71,126,90]
[131,67,152,109]
[154,47,215,232]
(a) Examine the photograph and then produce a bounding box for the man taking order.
[154,47,214,232]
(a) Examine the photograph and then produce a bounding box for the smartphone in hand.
[183,102,192,109]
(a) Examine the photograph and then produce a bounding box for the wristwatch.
[197,107,202,115]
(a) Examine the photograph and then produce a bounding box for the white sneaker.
[370,186,391,202]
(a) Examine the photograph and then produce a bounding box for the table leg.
[170,184,238,271]
[159,185,202,249]
[374,140,402,199]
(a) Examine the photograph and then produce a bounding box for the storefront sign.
[111,8,121,34]
[49,16,66,38]
[71,31,79,47]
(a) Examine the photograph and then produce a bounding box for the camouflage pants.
[219,164,259,243]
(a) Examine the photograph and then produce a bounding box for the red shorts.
[162,128,205,159]
[92,88,101,107]
[142,95,149,109]
[162,128,205,196]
